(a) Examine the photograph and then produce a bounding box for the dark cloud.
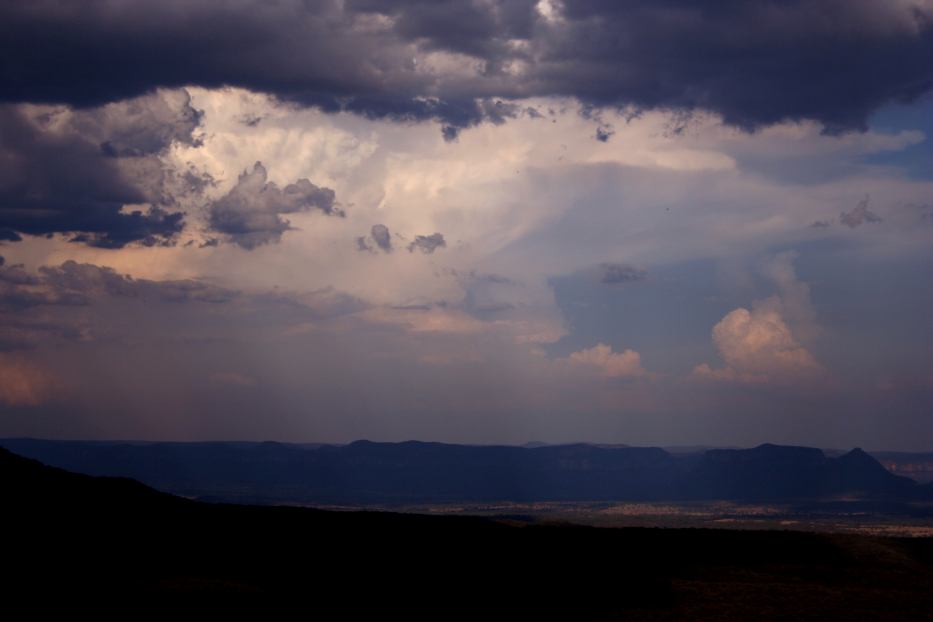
[371,224,393,253]
[524,106,544,119]
[408,233,446,254]
[0,260,70,311]
[0,264,40,286]
[63,209,184,249]
[2,1,933,135]
[840,196,882,229]
[0,90,203,247]
[441,125,463,142]
[208,162,340,249]
[0,260,237,312]
[0,260,239,350]
[541,1,933,133]
[810,220,832,229]
[86,89,203,157]
[600,263,647,284]
[237,113,264,127]
[356,236,374,253]
[595,126,615,142]
[35,261,238,305]
[0,313,89,352]
[0,260,375,356]
[355,224,394,253]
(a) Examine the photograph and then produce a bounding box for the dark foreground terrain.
[6,446,933,620]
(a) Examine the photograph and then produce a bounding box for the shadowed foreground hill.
[1,438,924,505]
[5,447,933,620]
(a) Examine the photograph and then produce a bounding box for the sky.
[1,0,932,449]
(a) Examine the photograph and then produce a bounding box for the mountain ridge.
[1,438,925,505]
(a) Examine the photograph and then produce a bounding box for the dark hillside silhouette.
[5,446,933,619]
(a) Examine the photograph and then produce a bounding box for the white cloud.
[11,87,933,298]
[565,343,648,379]
[693,304,823,385]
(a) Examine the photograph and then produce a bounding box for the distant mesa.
[1,439,926,506]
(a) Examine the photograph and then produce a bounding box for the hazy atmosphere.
[2,0,933,449]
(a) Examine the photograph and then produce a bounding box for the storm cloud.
[0,90,203,247]
[2,1,933,134]
[207,162,340,249]
[2,3,933,449]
